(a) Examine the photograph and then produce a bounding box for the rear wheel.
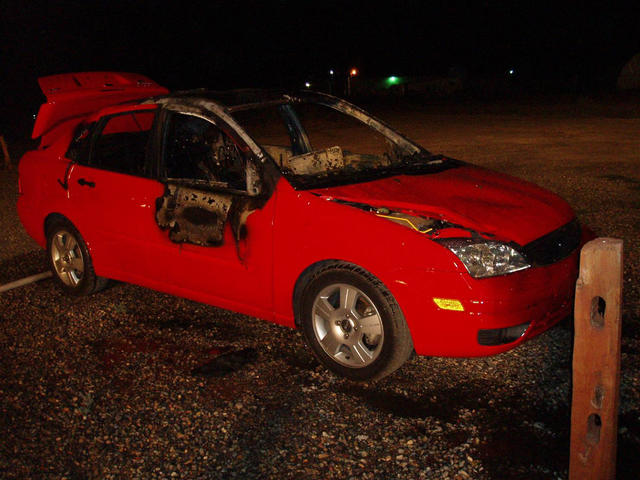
[299,262,413,381]
[46,219,107,296]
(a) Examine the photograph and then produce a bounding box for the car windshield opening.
[232,100,459,189]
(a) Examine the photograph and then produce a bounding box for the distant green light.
[386,76,401,86]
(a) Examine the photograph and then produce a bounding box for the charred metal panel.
[245,160,263,197]
[148,97,283,251]
[156,184,233,246]
[155,97,267,165]
[155,183,266,254]
[152,96,281,198]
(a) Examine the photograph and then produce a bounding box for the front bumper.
[388,248,579,357]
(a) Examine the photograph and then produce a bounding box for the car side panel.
[18,134,277,323]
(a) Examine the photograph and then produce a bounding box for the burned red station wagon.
[18,72,585,380]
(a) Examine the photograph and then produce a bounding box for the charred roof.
[164,88,288,110]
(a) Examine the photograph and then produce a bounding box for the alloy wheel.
[311,283,384,368]
[50,229,85,287]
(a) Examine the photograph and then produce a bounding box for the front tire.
[46,219,107,296]
[299,262,413,381]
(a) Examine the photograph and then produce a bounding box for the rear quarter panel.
[17,132,77,248]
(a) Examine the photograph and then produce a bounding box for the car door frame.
[150,99,281,320]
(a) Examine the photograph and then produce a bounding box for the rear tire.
[298,262,413,381]
[46,218,107,296]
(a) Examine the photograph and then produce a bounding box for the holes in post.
[586,414,602,446]
[590,296,606,328]
[591,385,605,409]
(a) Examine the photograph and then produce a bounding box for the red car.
[18,72,584,380]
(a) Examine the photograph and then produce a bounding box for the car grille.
[522,219,581,266]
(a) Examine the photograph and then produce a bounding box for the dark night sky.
[1,0,639,138]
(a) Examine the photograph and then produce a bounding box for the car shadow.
[191,347,258,377]
[338,379,571,478]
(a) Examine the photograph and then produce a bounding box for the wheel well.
[42,212,109,295]
[44,213,69,237]
[292,259,367,327]
[293,259,415,380]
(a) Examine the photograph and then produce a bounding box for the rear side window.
[66,122,95,162]
[91,110,156,176]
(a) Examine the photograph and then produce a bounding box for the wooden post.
[570,238,623,480]
[0,135,11,170]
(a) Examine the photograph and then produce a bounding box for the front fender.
[271,179,462,327]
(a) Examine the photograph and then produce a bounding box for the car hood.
[309,165,575,245]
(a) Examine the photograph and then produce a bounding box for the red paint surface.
[33,72,168,140]
[309,166,574,245]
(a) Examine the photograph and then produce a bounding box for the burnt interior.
[152,92,458,249]
[153,103,278,250]
[155,185,233,246]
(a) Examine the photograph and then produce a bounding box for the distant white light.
[508,69,515,75]
[305,82,311,88]
[329,69,334,75]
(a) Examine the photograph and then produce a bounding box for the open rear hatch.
[32,71,168,140]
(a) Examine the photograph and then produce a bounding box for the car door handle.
[77,178,95,188]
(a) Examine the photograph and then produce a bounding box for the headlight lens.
[437,239,530,278]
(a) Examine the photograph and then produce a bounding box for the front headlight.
[436,239,530,278]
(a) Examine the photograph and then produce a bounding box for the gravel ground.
[1,99,639,479]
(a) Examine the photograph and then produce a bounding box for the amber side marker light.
[433,298,464,311]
